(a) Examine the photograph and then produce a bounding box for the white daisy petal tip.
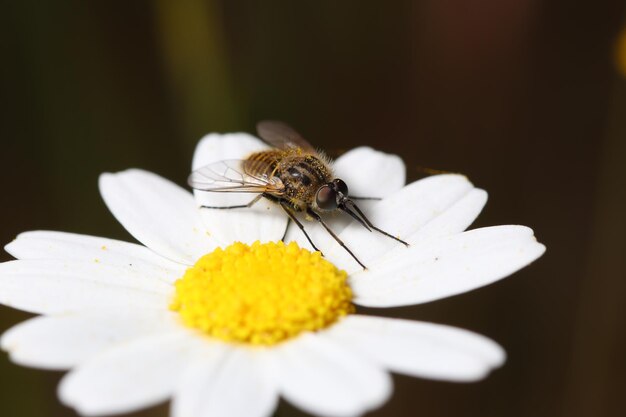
[58,377,140,417]
[58,379,154,417]
[0,332,24,367]
[0,322,57,370]
[58,378,110,417]
[448,332,508,382]
[3,237,19,259]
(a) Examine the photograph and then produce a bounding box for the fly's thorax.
[276,154,333,207]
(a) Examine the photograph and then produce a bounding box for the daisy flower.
[0,133,545,417]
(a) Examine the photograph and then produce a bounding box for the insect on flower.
[188,121,409,269]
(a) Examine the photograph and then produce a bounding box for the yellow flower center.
[170,241,354,346]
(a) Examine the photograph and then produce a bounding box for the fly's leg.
[279,202,323,255]
[281,218,291,241]
[200,194,263,210]
[306,208,367,270]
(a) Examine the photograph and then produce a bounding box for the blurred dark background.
[1,1,625,416]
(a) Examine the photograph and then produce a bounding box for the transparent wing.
[188,159,284,193]
[256,120,317,153]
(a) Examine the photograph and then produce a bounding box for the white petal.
[352,225,546,307]
[378,188,489,262]
[5,231,185,284]
[332,147,406,198]
[324,315,505,382]
[1,311,178,370]
[192,133,288,245]
[0,260,170,314]
[270,333,391,417]
[99,169,213,265]
[173,346,277,417]
[59,331,201,417]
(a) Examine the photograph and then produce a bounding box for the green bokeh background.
[1,1,625,416]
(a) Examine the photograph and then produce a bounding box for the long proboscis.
[340,199,409,246]
[339,200,372,232]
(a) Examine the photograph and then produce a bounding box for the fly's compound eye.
[333,179,348,195]
[316,185,337,210]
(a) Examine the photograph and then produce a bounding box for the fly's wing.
[188,159,284,194]
[256,120,317,153]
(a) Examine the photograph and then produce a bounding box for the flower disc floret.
[170,241,354,345]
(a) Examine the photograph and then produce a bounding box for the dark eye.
[316,185,337,210]
[334,179,348,195]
